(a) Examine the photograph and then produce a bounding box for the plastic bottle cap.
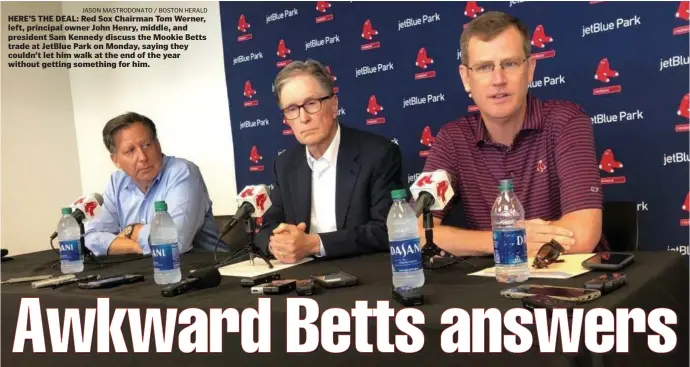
[391,189,407,200]
[154,201,168,212]
[498,179,513,191]
[61,207,72,215]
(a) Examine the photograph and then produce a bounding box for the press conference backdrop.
[219,1,690,252]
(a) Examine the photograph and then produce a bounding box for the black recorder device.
[584,272,628,294]
[310,272,358,288]
[241,273,280,287]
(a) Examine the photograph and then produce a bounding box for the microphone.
[218,184,273,239]
[50,193,104,240]
[409,170,454,217]
[161,266,222,297]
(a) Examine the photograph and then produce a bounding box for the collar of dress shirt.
[306,124,341,172]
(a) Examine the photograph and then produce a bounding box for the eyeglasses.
[466,58,528,76]
[281,94,333,120]
[532,239,566,269]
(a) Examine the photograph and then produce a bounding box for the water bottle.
[387,189,425,291]
[491,179,529,283]
[57,207,84,274]
[150,201,181,285]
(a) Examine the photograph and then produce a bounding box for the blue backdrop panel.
[219,1,690,252]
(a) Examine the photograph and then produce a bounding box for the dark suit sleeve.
[256,158,286,257]
[318,143,403,258]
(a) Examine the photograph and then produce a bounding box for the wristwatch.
[123,224,137,239]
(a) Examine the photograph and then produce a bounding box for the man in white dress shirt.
[256,59,404,263]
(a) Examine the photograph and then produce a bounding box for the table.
[1,250,687,366]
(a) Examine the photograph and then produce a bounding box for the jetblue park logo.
[305,34,340,50]
[582,15,642,37]
[397,13,441,31]
[659,55,689,72]
[233,52,264,65]
[529,74,566,89]
[663,152,689,166]
[266,8,299,24]
[403,93,445,108]
[591,110,644,124]
[240,118,270,130]
[355,62,394,78]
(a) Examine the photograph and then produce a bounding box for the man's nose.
[491,65,508,85]
[135,147,148,162]
[298,106,311,124]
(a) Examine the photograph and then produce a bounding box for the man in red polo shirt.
[420,11,606,257]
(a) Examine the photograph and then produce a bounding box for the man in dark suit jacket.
[257,59,403,263]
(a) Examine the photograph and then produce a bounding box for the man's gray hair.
[272,59,335,105]
[102,112,157,154]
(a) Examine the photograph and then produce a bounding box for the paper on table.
[218,257,314,277]
[469,254,596,279]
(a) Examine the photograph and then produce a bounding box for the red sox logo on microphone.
[415,47,436,80]
[599,148,626,184]
[361,19,381,51]
[315,1,334,23]
[256,193,268,211]
[416,174,433,187]
[530,24,556,60]
[593,58,622,96]
[84,201,98,217]
[674,1,689,35]
[436,181,450,202]
[366,95,386,125]
[276,39,293,68]
[240,187,254,198]
[243,80,258,107]
[237,14,252,42]
[249,146,264,172]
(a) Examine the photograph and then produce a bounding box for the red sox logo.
[277,39,291,58]
[325,65,337,81]
[677,1,689,21]
[238,14,250,32]
[240,187,254,198]
[256,193,268,211]
[84,201,98,217]
[683,192,689,211]
[437,181,449,202]
[249,146,262,164]
[420,126,435,147]
[362,19,378,40]
[243,80,256,98]
[594,58,619,83]
[536,159,546,173]
[464,2,484,18]
[416,48,434,69]
[531,25,554,48]
[599,149,624,173]
[367,95,384,115]
[73,197,85,205]
[416,174,433,187]
[316,1,331,13]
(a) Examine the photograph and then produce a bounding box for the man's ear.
[459,64,471,93]
[111,153,120,170]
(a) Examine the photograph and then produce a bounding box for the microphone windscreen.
[189,267,222,289]
[93,193,104,205]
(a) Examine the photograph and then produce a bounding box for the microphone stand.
[244,217,273,269]
[421,207,476,270]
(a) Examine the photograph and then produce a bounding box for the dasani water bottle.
[387,189,425,291]
[57,207,83,274]
[491,179,529,283]
[150,201,182,285]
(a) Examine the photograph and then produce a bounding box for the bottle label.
[492,229,527,265]
[390,238,423,272]
[151,243,180,271]
[59,240,81,262]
